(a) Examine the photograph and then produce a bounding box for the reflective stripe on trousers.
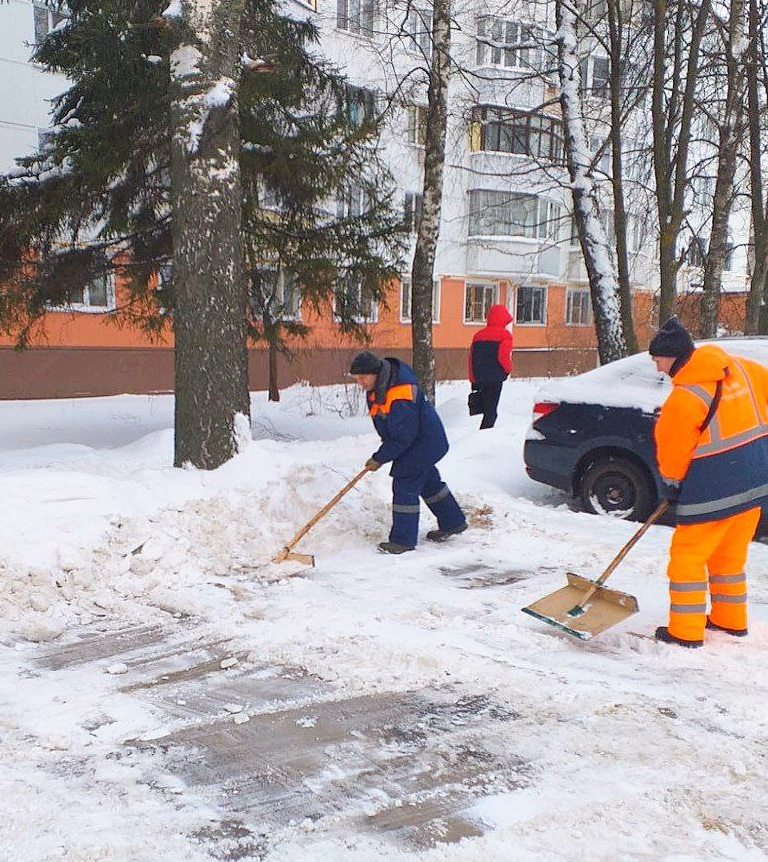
[666,506,759,641]
[389,466,465,548]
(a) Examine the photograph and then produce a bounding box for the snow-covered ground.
[1,380,767,862]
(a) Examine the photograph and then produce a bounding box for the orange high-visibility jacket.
[654,344,768,524]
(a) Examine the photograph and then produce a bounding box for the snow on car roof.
[536,337,768,414]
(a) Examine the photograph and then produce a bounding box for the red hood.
[487,304,512,327]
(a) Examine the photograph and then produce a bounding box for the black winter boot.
[654,626,703,648]
[426,523,468,542]
[706,618,748,637]
[377,542,415,555]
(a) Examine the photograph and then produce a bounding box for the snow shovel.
[273,466,372,567]
[521,501,669,640]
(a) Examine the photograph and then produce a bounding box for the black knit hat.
[349,350,383,375]
[649,316,695,359]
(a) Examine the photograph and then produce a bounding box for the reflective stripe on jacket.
[367,358,449,477]
[654,344,768,524]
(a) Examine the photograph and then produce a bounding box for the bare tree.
[699,0,747,337]
[168,0,250,468]
[651,0,713,323]
[745,0,768,333]
[556,0,627,362]
[410,0,452,403]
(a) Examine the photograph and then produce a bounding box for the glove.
[662,481,681,504]
[365,458,381,472]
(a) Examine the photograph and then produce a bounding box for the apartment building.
[0,0,752,398]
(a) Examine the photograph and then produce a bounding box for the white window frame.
[403,191,423,234]
[336,0,376,36]
[468,190,561,241]
[334,276,379,324]
[404,8,432,54]
[580,54,610,101]
[515,283,547,326]
[255,267,301,322]
[52,273,117,314]
[337,183,368,219]
[464,280,500,324]
[400,275,440,323]
[406,105,427,146]
[476,17,544,71]
[565,286,593,326]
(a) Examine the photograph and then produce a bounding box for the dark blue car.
[524,338,768,522]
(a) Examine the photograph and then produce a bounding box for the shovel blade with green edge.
[521,501,668,641]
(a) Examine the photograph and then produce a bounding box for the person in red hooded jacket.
[469,304,514,429]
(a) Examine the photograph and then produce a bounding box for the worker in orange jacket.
[650,316,768,647]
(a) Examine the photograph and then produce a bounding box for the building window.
[579,55,610,100]
[476,18,544,69]
[344,85,376,127]
[687,236,706,268]
[337,0,376,35]
[257,181,281,211]
[406,105,427,145]
[468,190,561,240]
[334,275,378,323]
[470,107,563,163]
[251,268,301,321]
[589,135,611,176]
[33,4,67,46]
[565,287,592,325]
[404,8,432,54]
[64,275,116,311]
[337,183,368,219]
[724,241,734,271]
[516,284,546,324]
[403,191,423,234]
[400,275,440,322]
[464,281,500,323]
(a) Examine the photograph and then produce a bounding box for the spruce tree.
[0,0,404,448]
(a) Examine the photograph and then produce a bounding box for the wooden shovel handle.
[277,466,371,557]
[577,500,669,609]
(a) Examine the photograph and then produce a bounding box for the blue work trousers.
[390,466,466,548]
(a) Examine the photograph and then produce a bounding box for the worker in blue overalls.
[350,351,467,554]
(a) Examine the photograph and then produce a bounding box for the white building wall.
[0,0,69,173]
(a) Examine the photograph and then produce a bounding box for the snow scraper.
[521,501,668,640]
[273,466,372,567]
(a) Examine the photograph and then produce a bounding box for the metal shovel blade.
[521,572,639,640]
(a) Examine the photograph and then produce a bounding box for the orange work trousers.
[667,506,760,641]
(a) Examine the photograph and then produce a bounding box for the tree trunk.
[169,0,250,468]
[556,0,627,364]
[268,338,280,402]
[745,0,768,334]
[606,0,638,354]
[651,0,711,325]
[700,0,746,337]
[411,0,451,403]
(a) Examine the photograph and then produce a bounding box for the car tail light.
[532,401,559,424]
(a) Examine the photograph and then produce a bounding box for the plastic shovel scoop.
[521,502,668,640]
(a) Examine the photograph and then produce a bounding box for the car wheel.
[580,455,654,521]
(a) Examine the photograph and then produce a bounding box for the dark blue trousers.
[390,465,466,547]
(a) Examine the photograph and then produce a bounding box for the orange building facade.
[0,273,657,399]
